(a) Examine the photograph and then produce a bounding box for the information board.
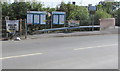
[53,15,58,24]
[27,14,33,24]
[27,11,47,24]
[52,12,66,25]
[6,20,19,32]
[40,15,46,24]
[34,14,39,24]
[59,15,65,24]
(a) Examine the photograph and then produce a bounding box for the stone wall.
[99,18,115,31]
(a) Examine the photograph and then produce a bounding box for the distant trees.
[57,2,89,20]
[1,1,119,25]
[94,10,112,25]
[0,2,2,19]
[1,2,44,20]
[56,2,90,25]
[2,2,11,19]
[97,2,117,14]
[10,2,28,19]
[95,2,119,25]
[115,8,120,26]
[1,2,90,25]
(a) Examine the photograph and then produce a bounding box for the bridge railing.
[37,26,100,33]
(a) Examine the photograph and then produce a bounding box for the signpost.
[88,6,97,14]
[88,5,97,31]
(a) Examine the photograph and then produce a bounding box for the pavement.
[19,26,119,40]
[23,31,103,39]
[1,26,119,41]
[2,34,118,69]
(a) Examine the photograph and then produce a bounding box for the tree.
[0,3,1,17]
[115,8,120,26]
[2,2,11,19]
[10,2,28,19]
[97,2,113,13]
[30,2,43,11]
[57,2,89,20]
[94,10,112,25]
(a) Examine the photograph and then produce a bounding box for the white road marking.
[0,53,43,60]
[74,44,118,50]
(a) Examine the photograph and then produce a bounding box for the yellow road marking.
[74,44,118,50]
[0,53,43,60]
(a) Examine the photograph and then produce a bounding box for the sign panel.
[52,12,66,15]
[34,14,39,24]
[40,15,46,24]
[27,14,33,24]
[88,6,97,14]
[59,15,65,24]
[53,15,58,24]
[68,20,80,27]
[88,6,97,11]
[6,20,19,32]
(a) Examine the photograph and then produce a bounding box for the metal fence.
[1,19,101,39]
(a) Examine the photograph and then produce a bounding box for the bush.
[94,10,112,25]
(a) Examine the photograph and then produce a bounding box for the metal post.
[25,19,27,39]
[5,20,8,38]
[92,15,94,31]
[51,16,53,29]
[90,14,92,31]
[19,19,22,36]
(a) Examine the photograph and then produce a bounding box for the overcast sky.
[41,0,120,7]
[41,0,104,7]
[5,0,120,7]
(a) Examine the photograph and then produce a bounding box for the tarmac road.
[2,34,118,69]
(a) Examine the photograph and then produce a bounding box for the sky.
[41,0,104,7]
[3,0,120,7]
[39,0,120,7]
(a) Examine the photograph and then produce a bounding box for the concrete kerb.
[20,30,118,40]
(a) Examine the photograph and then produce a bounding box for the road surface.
[2,34,118,69]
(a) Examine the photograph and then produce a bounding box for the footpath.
[1,27,119,41]
[21,27,119,40]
